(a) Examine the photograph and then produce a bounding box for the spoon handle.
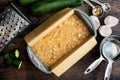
[84,56,104,74]
[104,60,113,80]
[90,0,103,6]
[84,0,95,8]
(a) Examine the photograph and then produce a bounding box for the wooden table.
[0,0,120,80]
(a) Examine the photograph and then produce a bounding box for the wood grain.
[0,0,120,80]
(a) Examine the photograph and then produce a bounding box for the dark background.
[0,0,120,80]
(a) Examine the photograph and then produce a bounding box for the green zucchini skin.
[11,59,22,69]
[18,0,61,5]
[32,0,84,14]
[4,50,20,59]
[18,0,38,5]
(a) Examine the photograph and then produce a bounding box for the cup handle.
[104,60,113,80]
[84,56,104,74]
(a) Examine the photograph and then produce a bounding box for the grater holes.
[1,24,4,26]
[9,30,11,32]
[11,24,14,27]
[9,16,12,19]
[12,20,15,23]
[14,14,17,17]
[5,26,8,29]
[17,17,21,20]
[20,20,24,24]
[10,38,13,40]
[5,40,8,45]
[3,24,6,26]
[3,24,7,27]
[12,24,15,27]
[19,26,22,29]
[1,29,3,31]
[1,41,3,44]
[11,11,14,14]
[7,21,10,24]
[7,8,11,12]
[14,28,16,30]
[5,39,8,42]
[5,18,8,21]
[5,32,7,34]
[2,36,5,39]
[6,13,9,17]
[1,15,4,18]
[0,21,3,24]
[10,37,12,39]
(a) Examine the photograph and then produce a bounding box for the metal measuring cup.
[101,35,120,80]
[84,35,120,80]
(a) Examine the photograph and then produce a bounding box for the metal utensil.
[90,0,111,12]
[101,36,120,80]
[84,35,120,80]
[0,3,31,52]
[84,0,104,17]
[84,46,105,74]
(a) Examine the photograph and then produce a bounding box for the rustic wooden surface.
[0,0,120,80]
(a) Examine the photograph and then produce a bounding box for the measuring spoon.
[90,0,111,12]
[84,0,104,17]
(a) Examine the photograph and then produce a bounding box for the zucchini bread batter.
[32,14,91,67]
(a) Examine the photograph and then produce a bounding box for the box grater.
[0,3,31,52]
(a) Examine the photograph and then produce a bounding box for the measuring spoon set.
[84,0,111,17]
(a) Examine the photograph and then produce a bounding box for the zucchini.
[4,49,20,59]
[4,49,22,69]
[14,50,20,58]
[4,53,10,59]
[5,59,22,69]
[32,0,84,14]
[18,0,56,5]
[6,59,12,64]
[18,0,38,5]
[11,59,22,69]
